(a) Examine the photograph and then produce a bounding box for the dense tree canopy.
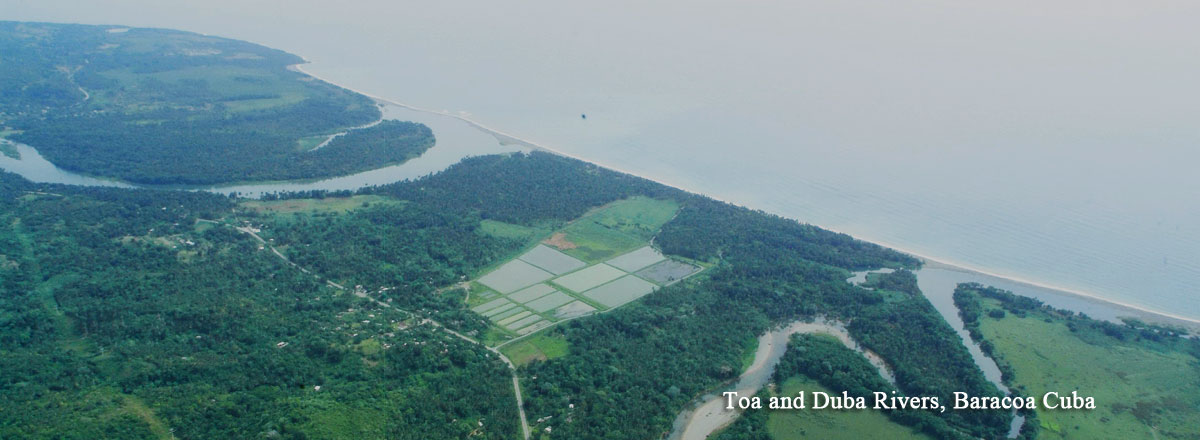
[0,172,519,439]
[0,22,436,185]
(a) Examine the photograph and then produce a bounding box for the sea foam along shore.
[289,61,1200,332]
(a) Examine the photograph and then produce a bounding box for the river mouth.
[910,267,1032,437]
[0,104,525,198]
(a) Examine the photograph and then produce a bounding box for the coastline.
[292,61,1199,330]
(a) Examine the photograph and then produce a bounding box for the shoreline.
[292,61,1198,329]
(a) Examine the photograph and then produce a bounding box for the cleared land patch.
[636,259,701,285]
[478,259,554,293]
[478,219,549,243]
[501,333,570,367]
[240,195,400,217]
[552,264,626,293]
[583,275,658,308]
[518,245,586,275]
[542,232,577,250]
[605,246,666,272]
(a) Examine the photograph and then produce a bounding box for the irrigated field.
[519,244,587,275]
[466,197,706,344]
[606,246,666,272]
[551,264,625,293]
[478,260,555,294]
[582,275,657,308]
[636,258,701,285]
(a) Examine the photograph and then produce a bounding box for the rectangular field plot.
[516,320,553,335]
[472,298,512,314]
[553,301,597,319]
[635,259,701,285]
[490,306,526,321]
[605,246,666,272]
[518,245,587,275]
[525,291,575,313]
[552,263,626,293]
[509,283,558,303]
[583,275,658,308]
[497,311,533,327]
[504,315,543,331]
[483,302,519,318]
[478,259,554,293]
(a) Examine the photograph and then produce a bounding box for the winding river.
[666,268,1038,440]
[666,316,893,440]
[0,104,525,198]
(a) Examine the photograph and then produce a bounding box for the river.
[0,105,527,198]
[667,317,894,440]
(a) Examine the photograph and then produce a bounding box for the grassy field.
[239,195,401,217]
[295,134,331,151]
[975,297,1200,439]
[478,219,552,244]
[764,378,931,440]
[501,332,570,367]
[553,197,679,262]
[465,282,497,308]
[292,400,387,439]
[95,64,312,114]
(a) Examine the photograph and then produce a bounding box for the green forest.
[0,22,433,184]
[0,172,520,439]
